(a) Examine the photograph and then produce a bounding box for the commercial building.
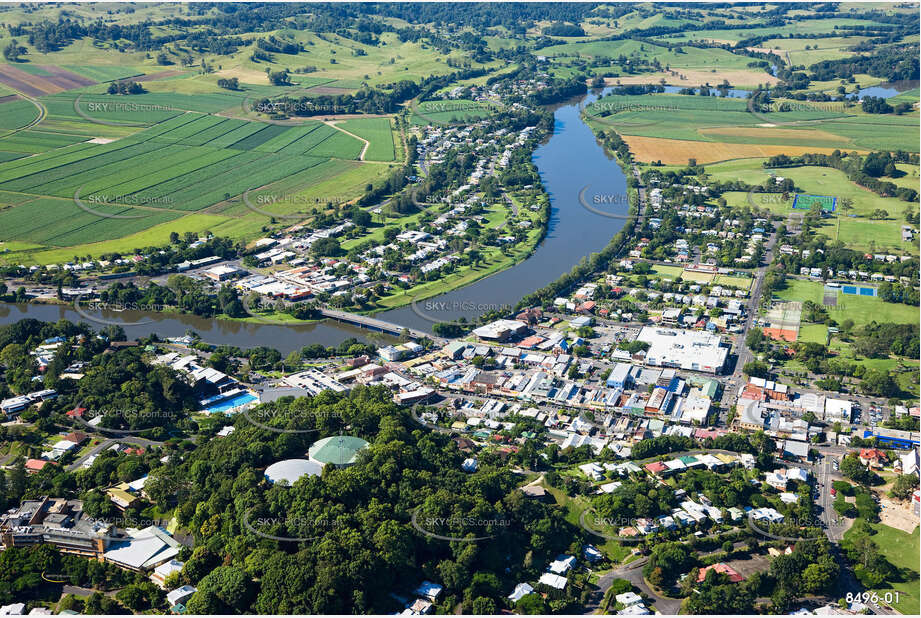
[471,319,528,342]
[636,327,728,374]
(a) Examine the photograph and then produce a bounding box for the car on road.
[830,488,836,496]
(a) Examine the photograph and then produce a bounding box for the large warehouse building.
[636,327,728,375]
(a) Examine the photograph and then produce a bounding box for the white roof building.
[166,585,197,606]
[103,526,181,571]
[508,583,534,602]
[539,572,567,589]
[636,327,728,374]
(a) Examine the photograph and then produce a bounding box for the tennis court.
[792,194,836,212]
[842,285,877,297]
[763,301,802,342]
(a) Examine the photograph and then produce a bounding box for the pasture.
[410,99,499,125]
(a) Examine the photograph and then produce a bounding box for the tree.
[889,474,919,500]
[268,70,290,86]
[186,566,253,614]
[310,237,341,257]
[3,39,26,62]
[217,77,239,90]
[743,360,770,379]
[860,369,899,398]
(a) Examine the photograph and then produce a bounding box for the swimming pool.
[201,392,259,414]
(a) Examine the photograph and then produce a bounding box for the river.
[0,87,629,347]
[376,87,629,331]
[0,301,397,354]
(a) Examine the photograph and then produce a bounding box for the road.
[66,435,163,472]
[587,557,683,615]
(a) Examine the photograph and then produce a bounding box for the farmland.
[0,97,40,130]
[0,89,397,262]
[337,118,398,162]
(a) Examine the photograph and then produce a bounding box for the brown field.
[0,64,93,96]
[622,135,868,164]
[601,69,779,88]
[698,126,853,144]
[214,67,272,84]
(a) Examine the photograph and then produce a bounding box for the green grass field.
[856,523,920,615]
[410,99,499,125]
[775,279,918,327]
[0,98,40,130]
[721,163,918,255]
[337,118,396,162]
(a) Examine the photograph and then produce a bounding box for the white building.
[636,327,728,374]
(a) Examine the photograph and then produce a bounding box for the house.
[616,592,643,607]
[151,560,184,588]
[765,471,787,491]
[583,544,604,563]
[25,458,54,474]
[697,563,743,583]
[413,582,443,602]
[103,526,181,572]
[166,586,197,607]
[782,439,810,462]
[461,458,478,473]
[548,554,576,574]
[859,448,888,469]
[898,449,919,476]
[507,583,534,603]
[538,572,567,590]
[471,319,528,342]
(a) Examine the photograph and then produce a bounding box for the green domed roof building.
[308,435,369,467]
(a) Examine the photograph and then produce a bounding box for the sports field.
[792,194,836,212]
[776,279,918,327]
[719,163,917,255]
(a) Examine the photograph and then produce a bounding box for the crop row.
[277,123,338,155]
[0,141,166,188]
[252,122,323,153]
[0,152,25,163]
[0,197,177,245]
[176,118,250,146]
[227,124,290,151]
[199,121,267,149]
[40,144,224,198]
[151,114,228,142]
[0,141,100,178]
[339,118,395,161]
[304,130,364,159]
[0,99,40,130]
[116,151,264,204]
[89,148,240,199]
[173,153,326,212]
[0,130,86,153]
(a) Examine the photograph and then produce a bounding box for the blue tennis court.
[841,286,876,297]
